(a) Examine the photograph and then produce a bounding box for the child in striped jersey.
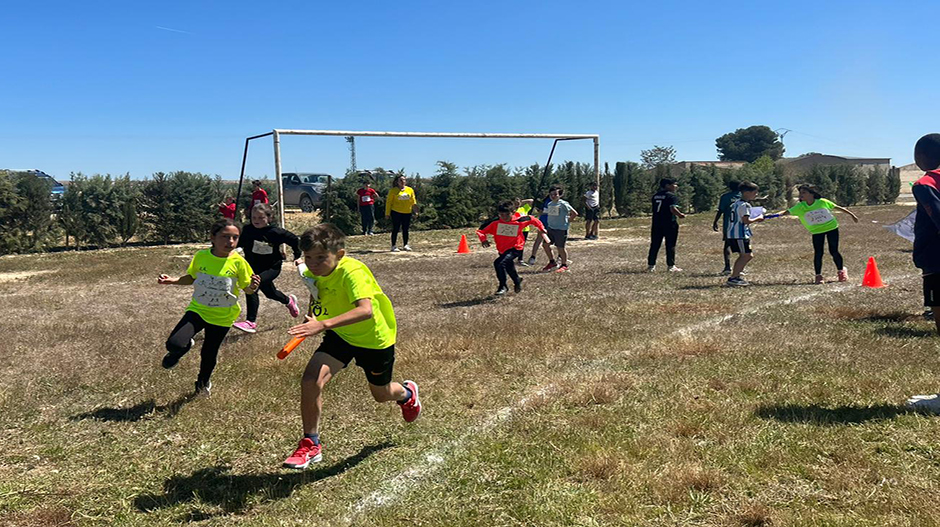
[725,181,765,287]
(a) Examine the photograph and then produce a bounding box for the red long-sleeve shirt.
[477,217,545,253]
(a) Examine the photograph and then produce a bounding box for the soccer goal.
[236,129,601,228]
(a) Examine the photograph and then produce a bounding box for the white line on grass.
[346,273,917,519]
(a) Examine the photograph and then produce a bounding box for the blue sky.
[2,1,936,181]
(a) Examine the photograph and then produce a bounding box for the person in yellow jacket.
[385,174,418,252]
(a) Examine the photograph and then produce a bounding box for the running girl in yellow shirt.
[158,219,260,396]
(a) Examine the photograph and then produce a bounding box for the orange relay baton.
[277,336,305,360]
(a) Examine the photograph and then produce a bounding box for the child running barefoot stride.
[774,184,858,284]
[232,204,302,333]
[477,200,549,295]
[282,224,421,469]
[158,219,260,396]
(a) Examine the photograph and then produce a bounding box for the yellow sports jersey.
[385,186,417,215]
[300,257,397,349]
[185,249,254,326]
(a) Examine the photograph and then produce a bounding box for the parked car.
[281,173,331,212]
[3,169,65,198]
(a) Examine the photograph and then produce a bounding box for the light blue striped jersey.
[725,199,752,239]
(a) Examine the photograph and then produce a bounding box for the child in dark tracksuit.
[232,204,302,333]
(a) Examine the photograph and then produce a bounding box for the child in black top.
[232,204,302,333]
[647,178,686,272]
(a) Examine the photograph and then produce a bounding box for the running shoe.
[646,265,656,272]
[283,438,322,469]
[194,380,212,398]
[495,286,509,296]
[720,268,732,276]
[837,268,848,282]
[668,266,683,272]
[814,274,825,285]
[287,294,300,318]
[526,256,537,266]
[726,277,750,287]
[233,321,257,333]
[403,244,412,251]
[400,380,422,422]
[540,261,557,273]
[556,265,569,273]
[513,279,523,293]
[391,246,400,252]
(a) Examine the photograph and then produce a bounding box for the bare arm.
[158,274,195,285]
[288,298,373,337]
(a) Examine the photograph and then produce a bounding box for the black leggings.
[648,222,679,267]
[245,265,289,321]
[165,311,230,386]
[494,249,523,287]
[360,205,375,234]
[812,229,843,274]
[391,211,412,247]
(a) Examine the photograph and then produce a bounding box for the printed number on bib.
[192,273,237,308]
[251,239,274,255]
[548,205,562,216]
[361,195,371,203]
[804,209,834,225]
[496,223,519,237]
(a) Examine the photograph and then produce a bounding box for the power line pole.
[345,136,357,173]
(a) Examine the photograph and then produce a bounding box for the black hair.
[549,184,564,195]
[497,200,514,213]
[659,178,676,189]
[738,181,758,192]
[727,180,740,192]
[393,175,407,186]
[797,183,822,199]
[251,179,261,186]
[210,218,241,237]
[915,134,940,171]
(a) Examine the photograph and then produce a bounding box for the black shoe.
[924,309,935,320]
[513,280,523,293]
[162,351,183,369]
[495,286,509,296]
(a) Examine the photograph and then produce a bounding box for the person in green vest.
[775,183,859,284]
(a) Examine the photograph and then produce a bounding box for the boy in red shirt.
[249,180,268,215]
[356,177,380,235]
[477,201,549,295]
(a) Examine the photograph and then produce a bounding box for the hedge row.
[0,160,903,255]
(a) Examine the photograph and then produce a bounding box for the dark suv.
[281,173,331,212]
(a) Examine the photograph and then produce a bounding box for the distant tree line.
[0,158,902,255]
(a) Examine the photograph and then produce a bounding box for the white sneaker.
[646,265,656,272]
[403,244,412,251]
[391,246,400,252]
[907,394,940,412]
[527,256,536,266]
[194,380,212,398]
[668,266,683,272]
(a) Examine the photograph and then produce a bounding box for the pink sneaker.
[286,294,300,318]
[282,438,322,469]
[837,268,848,282]
[540,261,557,273]
[233,321,257,333]
[400,380,422,422]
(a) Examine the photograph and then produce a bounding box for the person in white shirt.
[582,182,600,240]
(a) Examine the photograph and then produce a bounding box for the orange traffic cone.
[861,257,884,288]
[456,234,471,254]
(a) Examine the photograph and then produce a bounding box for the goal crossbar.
[237,129,601,227]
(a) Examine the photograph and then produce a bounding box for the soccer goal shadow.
[754,402,913,425]
[70,393,197,423]
[133,441,394,517]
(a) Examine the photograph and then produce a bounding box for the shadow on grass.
[854,311,924,323]
[607,269,654,275]
[134,442,394,517]
[439,296,499,308]
[875,326,937,339]
[755,403,913,425]
[70,393,196,423]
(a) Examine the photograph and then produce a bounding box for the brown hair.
[252,203,275,221]
[797,183,822,199]
[210,218,241,237]
[300,223,346,253]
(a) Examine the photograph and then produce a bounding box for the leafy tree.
[600,162,615,217]
[640,145,677,169]
[716,125,785,162]
[12,171,55,250]
[140,172,173,244]
[866,166,887,205]
[688,165,723,213]
[0,171,24,254]
[59,174,87,248]
[113,175,140,245]
[885,167,901,203]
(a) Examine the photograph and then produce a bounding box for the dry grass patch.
[574,450,623,482]
[732,502,774,527]
[652,463,725,504]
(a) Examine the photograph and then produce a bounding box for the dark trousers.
[812,229,843,274]
[391,210,412,247]
[359,204,375,234]
[494,249,523,287]
[648,222,679,267]
[165,311,230,386]
[245,265,289,321]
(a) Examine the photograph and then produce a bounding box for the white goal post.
[237,129,601,228]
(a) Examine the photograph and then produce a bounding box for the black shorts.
[924,274,940,307]
[585,207,600,221]
[725,239,752,254]
[316,330,395,386]
[547,228,568,248]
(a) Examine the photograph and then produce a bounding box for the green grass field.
[3,205,940,526]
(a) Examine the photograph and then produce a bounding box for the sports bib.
[397,192,411,201]
[804,209,834,225]
[548,204,562,216]
[361,195,373,203]
[496,223,519,237]
[192,273,237,308]
[251,239,274,255]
